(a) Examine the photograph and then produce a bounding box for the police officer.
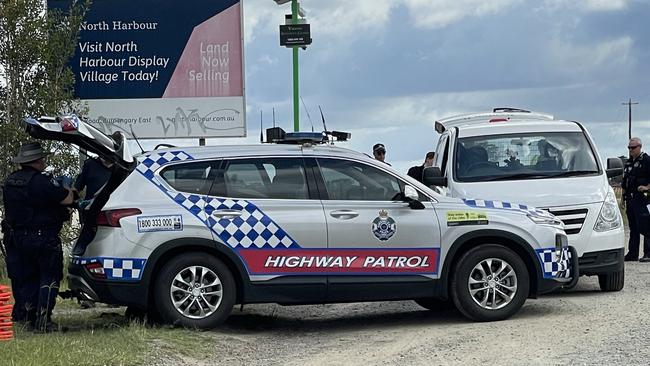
[373,143,391,166]
[407,152,435,183]
[2,142,75,332]
[622,137,650,262]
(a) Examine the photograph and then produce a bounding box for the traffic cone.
[0,285,13,341]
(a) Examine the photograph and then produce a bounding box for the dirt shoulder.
[180,262,648,366]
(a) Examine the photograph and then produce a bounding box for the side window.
[213,158,309,200]
[318,159,401,201]
[160,161,216,194]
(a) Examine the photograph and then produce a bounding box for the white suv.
[425,108,624,292]
[27,115,575,328]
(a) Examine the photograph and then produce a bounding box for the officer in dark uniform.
[621,137,650,262]
[2,142,74,332]
[407,152,435,183]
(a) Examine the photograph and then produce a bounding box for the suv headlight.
[594,191,622,232]
[527,213,562,226]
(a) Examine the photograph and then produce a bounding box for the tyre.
[598,269,624,292]
[154,253,236,329]
[414,298,455,312]
[450,244,530,322]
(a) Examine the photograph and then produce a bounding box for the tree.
[1,0,90,274]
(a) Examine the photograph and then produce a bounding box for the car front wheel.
[450,244,529,322]
[154,253,236,329]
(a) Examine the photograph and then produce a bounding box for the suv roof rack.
[435,108,554,133]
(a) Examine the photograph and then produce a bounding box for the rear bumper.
[67,262,148,308]
[578,247,624,276]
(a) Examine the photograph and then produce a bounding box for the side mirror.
[403,185,425,210]
[423,167,447,187]
[606,157,623,178]
[404,185,419,201]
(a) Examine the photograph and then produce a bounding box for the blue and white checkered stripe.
[136,151,192,180]
[205,197,296,248]
[463,199,547,215]
[136,151,298,249]
[72,257,146,281]
[536,247,572,279]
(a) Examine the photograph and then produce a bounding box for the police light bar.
[279,132,326,144]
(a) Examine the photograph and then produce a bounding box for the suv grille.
[545,208,589,235]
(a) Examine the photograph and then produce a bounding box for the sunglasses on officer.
[628,145,641,150]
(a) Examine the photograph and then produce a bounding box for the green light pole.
[291,0,300,132]
[275,0,309,132]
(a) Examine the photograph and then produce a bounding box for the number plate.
[137,215,183,233]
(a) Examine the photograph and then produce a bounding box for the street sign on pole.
[279,24,312,47]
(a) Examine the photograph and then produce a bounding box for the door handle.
[330,210,359,220]
[212,209,243,219]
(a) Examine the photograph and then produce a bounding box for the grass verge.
[0,294,215,366]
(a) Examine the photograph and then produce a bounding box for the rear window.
[455,132,599,182]
[160,161,215,194]
[212,158,310,200]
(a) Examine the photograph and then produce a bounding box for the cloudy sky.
[225,0,649,173]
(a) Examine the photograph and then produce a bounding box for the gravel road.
[162,256,650,366]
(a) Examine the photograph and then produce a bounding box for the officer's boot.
[33,309,59,334]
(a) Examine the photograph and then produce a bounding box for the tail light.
[96,208,141,227]
[84,262,106,279]
[59,116,79,132]
[489,118,509,123]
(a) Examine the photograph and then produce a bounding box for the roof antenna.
[319,105,332,145]
[272,108,276,128]
[130,125,145,154]
[301,96,314,132]
[260,109,264,144]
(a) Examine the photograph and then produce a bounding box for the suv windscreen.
[455,132,599,182]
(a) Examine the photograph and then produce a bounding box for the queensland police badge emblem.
[372,209,396,241]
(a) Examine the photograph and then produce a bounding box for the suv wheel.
[154,253,235,329]
[450,244,529,321]
[598,269,624,292]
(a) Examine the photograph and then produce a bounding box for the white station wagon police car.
[26,115,576,328]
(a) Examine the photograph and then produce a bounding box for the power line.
[622,98,639,140]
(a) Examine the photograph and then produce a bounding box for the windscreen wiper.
[480,173,551,181]
[546,170,599,178]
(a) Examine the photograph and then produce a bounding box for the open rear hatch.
[25,115,137,254]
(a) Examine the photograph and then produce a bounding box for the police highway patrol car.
[26,115,576,328]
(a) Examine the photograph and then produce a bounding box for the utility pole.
[622,98,639,140]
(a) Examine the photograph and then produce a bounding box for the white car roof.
[140,143,372,162]
[457,120,583,138]
[435,109,583,138]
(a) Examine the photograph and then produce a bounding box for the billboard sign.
[48,0,245,139]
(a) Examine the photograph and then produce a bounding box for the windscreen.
[455,132,599,182]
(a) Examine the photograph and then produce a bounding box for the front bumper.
[578,247,624,276]
[538,246,579,295]
[67,262,148,308]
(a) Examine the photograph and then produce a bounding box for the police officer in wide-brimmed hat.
[2,142,75,332]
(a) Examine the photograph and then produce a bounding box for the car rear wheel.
[450,244,529,321]
[154,253,235,329]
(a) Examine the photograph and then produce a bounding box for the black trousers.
[5,228,63,323]
[626,197,650,258]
